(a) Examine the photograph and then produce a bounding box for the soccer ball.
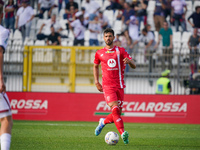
[105,131,119,145]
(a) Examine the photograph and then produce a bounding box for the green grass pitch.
[11,120,200,150]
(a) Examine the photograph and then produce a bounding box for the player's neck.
[105,44,114,50]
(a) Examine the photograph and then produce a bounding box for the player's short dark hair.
[142,28,147,33]
[195,6,200,11]
[103,28,115,36]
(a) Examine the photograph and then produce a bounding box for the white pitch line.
[124,112,156,117]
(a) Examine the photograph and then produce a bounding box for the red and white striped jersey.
[94,46,132,89]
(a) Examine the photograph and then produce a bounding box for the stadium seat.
[59,9,65,19]
[61,30,69,37]
[35,40,45,45]
[181,31,191,43]
[68,31,74,40]
[147,0,155,11]
[68,40,73,46]
[113,20,122,31]
[84,30,90,41]
[181,43,190,54]
[36,19,45,30]
[74,0,81,10]
[103,10,114,25]
[193,1,200,11]
[61,40,68,46]
[186,1,193,11]
[13,30,22,40]
[173,32,181,43]
[94,0,103,7]
[60,19,68,30]
[102,0,110,10]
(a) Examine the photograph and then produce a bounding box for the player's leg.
[116,88,129,144]
[95,88,116,136]
[0,115,13,150]
[0,93,13,150]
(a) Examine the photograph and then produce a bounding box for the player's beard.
[105,40,113,46]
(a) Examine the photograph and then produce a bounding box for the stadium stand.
[2,0,200,94]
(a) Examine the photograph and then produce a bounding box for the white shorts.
[0,93,12,119]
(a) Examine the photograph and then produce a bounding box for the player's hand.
[123,58,131,64]
[95,82,103,92]
[0,79,6,93]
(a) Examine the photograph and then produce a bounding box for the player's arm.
[0,47,6,93]
[145,39,153,50]
[93,63,103,92]
[123,58,136,69]
[15,15,19,29]
[154,34,161,49]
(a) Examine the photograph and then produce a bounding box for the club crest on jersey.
[106,50,115,53]
[107,59,116,67]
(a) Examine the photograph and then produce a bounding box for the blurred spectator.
[114,33,121,46]
[171,0,187,32]
[120,30,132,50]
[156,69,172,94]
[47,25,62,70]
[58,0,69,12]
[36,0,55,19]
[121,2,135,31]
[155,21,173,70]
[116,0,125,20]
[69,15,86,46]
[145,24,155,37]
[131,0,148,31]
[127,15,139,44]
[4,0,17,32]
[187,28,200,75]
[75,7,90,28]
[63,5,76,28]
[88,15,102,46]
[154,0,166,32]
[131,28,156,73]
[98,11,111,30]
[46,25,61,46]
[17,0,23,8]
[83,0,100,21]
[37,14,63,40]
[188,6,200,30]
[164,0,172,21]
[65,0,78,15]
[106,0,123,10]
[15,0,34,42]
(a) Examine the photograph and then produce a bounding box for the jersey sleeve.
[70,20,77,27]
[94,51,100,64]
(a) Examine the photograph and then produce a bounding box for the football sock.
[1,133,11,150]
[104,113,114,124]
[112,105,124,135]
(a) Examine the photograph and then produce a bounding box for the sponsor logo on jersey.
[94,101,187,117]
[106,51,115,53]
[107,59,116,67]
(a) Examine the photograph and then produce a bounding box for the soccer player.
[0,1,13,150]
[93,28,136,144]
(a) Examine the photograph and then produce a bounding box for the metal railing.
[3,44,199,94]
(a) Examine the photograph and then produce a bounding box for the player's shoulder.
[96,47,105,54]
[0,25,9,35]
[116,46,126,52]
